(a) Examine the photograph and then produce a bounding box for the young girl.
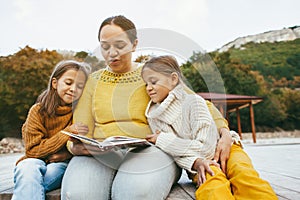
[142,55,277,200]
[12,60,91,200]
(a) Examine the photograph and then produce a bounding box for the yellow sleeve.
[73,72,98,138]
[206,100,229,132]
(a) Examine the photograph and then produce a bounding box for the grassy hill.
[225,38,300,89]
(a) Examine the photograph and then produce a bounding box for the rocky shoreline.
[0,137,24,154]
[240,130,300,140]
[1,130,300,154]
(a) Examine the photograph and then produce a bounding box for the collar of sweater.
[145,84,185,124]
[56,105,73,116]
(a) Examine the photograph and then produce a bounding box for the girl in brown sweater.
[12,60,91,200]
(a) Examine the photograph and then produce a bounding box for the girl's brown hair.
[37,60,91,117]
[142,55,183,80]
[98,15,137,44]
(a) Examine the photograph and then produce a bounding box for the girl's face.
[52,69,86,105]
[99,24,137,73]
[142,68,178,103]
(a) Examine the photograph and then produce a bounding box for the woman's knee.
[61,156,116,200]
[112,161,180,200]
[112,173,164,200]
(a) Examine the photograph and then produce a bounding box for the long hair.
[37,60,91,117]
[98,15,137,44]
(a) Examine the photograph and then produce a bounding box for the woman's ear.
[52,78,57,90]
[132,39,138,52]
[171,72,179,86]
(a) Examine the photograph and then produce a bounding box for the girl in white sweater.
[141,55,277,200]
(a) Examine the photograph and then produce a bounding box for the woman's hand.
[146,130,161,144]
[213,128,232,173]
[192,158,220,187]
[69,122,89,135]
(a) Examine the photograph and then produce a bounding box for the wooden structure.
[197,93,263,143]
[2,141,300,199]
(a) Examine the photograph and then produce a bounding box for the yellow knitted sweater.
[17,103,73,164]
[73,66,152,141]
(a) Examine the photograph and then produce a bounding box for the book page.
[61,131,151,149]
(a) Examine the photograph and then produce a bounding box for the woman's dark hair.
[37,60,91,117]
[142,55,183,81]
[98,15,137,44]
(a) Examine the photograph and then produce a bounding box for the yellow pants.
[194,144,278,200]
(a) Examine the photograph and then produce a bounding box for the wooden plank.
[271,184,300,200]
[166,184,195,200]
[177,170,196,199]
[0,193,13,200]
[258,170,300,193]
[249,102,257,143]
[46,189,61,200]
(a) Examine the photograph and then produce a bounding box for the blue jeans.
[61,146,181,200]
[12,158,68,200]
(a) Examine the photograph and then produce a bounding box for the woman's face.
[99,24,137,73]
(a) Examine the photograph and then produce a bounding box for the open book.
[61,131,151,151]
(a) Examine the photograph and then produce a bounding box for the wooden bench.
[0,153,196,200]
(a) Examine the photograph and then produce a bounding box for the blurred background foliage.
[0,46,105,138]
[1,39,300,139]
[178,39,300,132]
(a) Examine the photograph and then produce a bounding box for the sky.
[1,0,300,57]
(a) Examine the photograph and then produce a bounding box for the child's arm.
[22,104,71,159]
[206,100,241,172]
[151,95,219,172]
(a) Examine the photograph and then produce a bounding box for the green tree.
[181,51,226,93]
[281,88,300,129]
[0,46,63,138]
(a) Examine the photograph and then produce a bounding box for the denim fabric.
[112,146,182,200]
[12,158,68,200]
[61,146,181,200]
[61,150,123,200]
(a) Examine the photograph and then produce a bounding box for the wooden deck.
[1,140,300,199]
[0,153,196,200]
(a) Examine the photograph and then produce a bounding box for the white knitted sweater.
[145,84,220,173]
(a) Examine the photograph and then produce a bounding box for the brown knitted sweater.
[17,103,73,165]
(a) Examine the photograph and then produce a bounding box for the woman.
[61,15,233,200]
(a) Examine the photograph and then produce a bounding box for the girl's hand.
[145,130,161,144]
[213,128,232,173]
[47,146,72,163]
[192,158,220,187]
[69,137,113,156]
[69,122,89,135]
